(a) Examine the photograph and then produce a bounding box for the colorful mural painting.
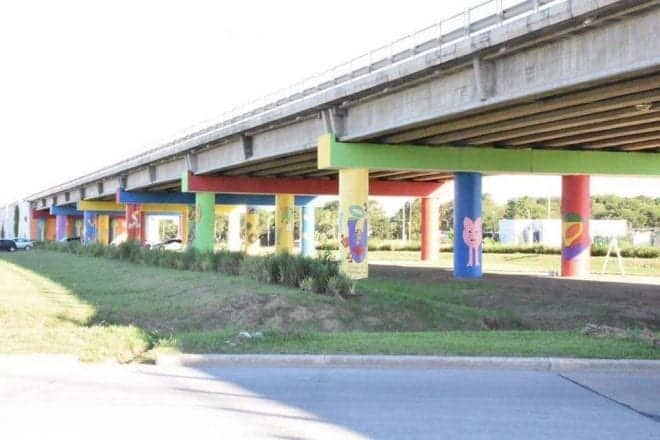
[338,168,369,279]
[462,216,483,267]
[275,194,295,253]
[454,172,482,278]
[83,211,98,244]
[125,204,143,242]
[244,206,260,255]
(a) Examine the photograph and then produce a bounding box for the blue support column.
[301,204,315,257]
[453,172,483,279]
[83,211,98,245]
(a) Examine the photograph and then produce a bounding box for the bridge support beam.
[125,204,144,243]
[301,204,315,257]
[339,169,369,279]
[421,198,439,262]
[83,211,98,244]
[275,194,295,253]
[454,172,483,279]
[244,206,260,255]
[193,192,215,252]
[561,175,591,277]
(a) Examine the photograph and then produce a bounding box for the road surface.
[0,357,658,439]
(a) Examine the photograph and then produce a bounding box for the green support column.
[193,192,215,252]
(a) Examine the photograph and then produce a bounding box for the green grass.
[0,250,658,362]
[157,330,659,359]
[369,251,660,276]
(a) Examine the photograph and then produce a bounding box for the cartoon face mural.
[462,216,482,267]
[340,204,368,264]
[562,213,589,260]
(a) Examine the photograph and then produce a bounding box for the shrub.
[327,274,355,296]
[239,255,270,282]
[216,251,243,275]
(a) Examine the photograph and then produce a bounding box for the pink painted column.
[561,175,591,277]
[125,204,144,243]
[420,198,439,261]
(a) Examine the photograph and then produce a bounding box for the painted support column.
[36,219,45,241]
[338,169,369,279]
[561,175,591,277]
[453,172,483,279]
[180,208,189,244]
[55,215,68,241]
[244,206,260,255]
[275,194,295,253]
[125,204,143,243]
[193,192,215,252]
[227,207,242,252]
[421,197,439,262]
[301,204,316,257]
[98,215,110,245]
[83,211,98,245]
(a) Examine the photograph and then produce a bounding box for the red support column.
[561,175,591,277]
[125,204,144,243]
[421,197,439,261]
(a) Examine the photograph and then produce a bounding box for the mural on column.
[341,204,368,264]
[186,204,196,247]
[126,205,143,242]
[276,203,294,250]
[245,207,259,248]
[462,217,483,267]
[562,213,589,260]
[55,216,67,241]
[84,213,97,244]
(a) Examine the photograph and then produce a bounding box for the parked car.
[58,237,81,243]
[150,238,183,251]
[11,238,34,250]
[0,239,18,252]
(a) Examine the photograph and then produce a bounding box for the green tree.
[503,196,560,219]
[316,201,338,242]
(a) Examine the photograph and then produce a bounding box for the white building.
[498,219,628,247]
[0,201,31,239]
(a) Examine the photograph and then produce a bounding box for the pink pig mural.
[462,216,482,267]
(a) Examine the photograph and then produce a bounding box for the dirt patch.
[369,264,660,331]
[193,293,347,332]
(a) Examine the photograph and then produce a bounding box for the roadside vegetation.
[1,249,658,362]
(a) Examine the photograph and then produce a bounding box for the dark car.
[0,239,18,252]
[59,237,81,243]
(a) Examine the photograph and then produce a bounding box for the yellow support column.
[275,194,295,253]
[338,169,369,279]
[244,206,260,255]
[98,215,110,245]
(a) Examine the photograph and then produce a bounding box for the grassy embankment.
[0,250,657,362]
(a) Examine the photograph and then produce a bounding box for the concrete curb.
[156,354,660,372]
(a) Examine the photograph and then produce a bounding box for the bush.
[216,251,243,275]
[239,255,270,282]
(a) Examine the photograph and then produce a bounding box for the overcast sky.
[1,0,658,209]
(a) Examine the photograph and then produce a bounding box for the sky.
[1,0,658,209]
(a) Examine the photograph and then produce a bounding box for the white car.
[11,238,34,250]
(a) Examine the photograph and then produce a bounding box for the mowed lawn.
[369,251,660,277]
[0,250,658,362]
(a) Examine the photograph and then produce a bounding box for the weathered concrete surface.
[28,0,660,209]
[0,359,658,439]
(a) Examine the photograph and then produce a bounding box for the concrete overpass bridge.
[26,0,660,278]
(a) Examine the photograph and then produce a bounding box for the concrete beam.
[317,134,660,176]
[116,189,314,206]
[182,172,446,197]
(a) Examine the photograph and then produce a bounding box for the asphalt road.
[0,357,658,439]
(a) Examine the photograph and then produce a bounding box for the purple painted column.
[55,215,68,241]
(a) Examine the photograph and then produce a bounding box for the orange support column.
[561,175,591,277]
